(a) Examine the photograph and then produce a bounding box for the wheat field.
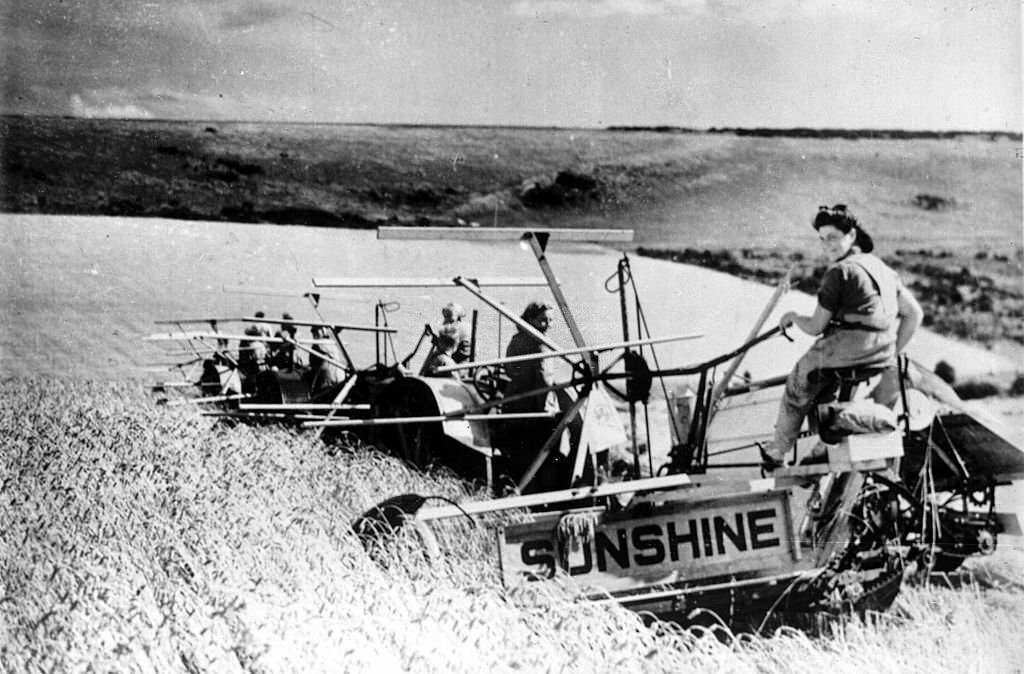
[2,379,1022,673]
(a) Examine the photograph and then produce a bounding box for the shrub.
[913,194,956,211]
[953,379,1003,400]
[934,360,956,385]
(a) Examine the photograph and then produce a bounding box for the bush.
[934,360,956,385]
[953,379,1003,400]
[913,193,956,211]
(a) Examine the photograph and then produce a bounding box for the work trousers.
[768,328,896,460]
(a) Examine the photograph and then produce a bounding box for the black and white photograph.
[2,0,1022,671]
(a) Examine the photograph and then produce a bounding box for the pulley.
[624,351,652,403]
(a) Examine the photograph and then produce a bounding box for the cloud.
[138,88,239,116]
[70,93,153,119]
[66,87,239,119]
[218,1,293,30]
[507,0,898,22]
[509,0,705,18]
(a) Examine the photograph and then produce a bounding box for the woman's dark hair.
[521,301,552,323]
[813,204,874,253]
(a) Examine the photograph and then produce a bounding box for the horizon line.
[2,112,1020,138]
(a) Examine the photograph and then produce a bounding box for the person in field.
[269,312,303,371]
[307,325,346,394]
[504,301,556,414]
[438,302,472,363]
[499,301,567,491]
[420,332,459,377]
[762,204,923,469]
[238,310,271,381]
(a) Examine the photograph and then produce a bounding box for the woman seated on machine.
[762,204,923,470]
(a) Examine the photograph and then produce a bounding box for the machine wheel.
[472,365,507,402]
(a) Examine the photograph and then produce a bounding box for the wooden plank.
[143,332,336,344]
[435,332,704,373]
[240,316,396,333]
[416,473,695,521]
[142,331,209,341]
[312,276,551,288]
[304,411,555,428]
[141,360,203,368]
[160,346,260,358]
[521,231,589,354]
[165,393,252,407]
[202,411,292,419]
[221,284,317,297]
[239,403,370,411]
[377,226,634,242]
[154,318,248,325]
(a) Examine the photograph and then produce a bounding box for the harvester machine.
[346,226,1024,632]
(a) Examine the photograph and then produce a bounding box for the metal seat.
[809,363,892,404]
[809,364,892,445]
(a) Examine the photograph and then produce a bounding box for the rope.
[604,254,683,450]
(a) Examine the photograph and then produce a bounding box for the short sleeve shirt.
[817,255,900,319]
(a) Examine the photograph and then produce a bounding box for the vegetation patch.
[637,246,1024,348]
[912,193,957,211]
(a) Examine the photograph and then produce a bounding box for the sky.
[1,0,1020,130]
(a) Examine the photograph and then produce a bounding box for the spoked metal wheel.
[861,473,947,578]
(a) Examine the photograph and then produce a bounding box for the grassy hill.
[3,116,1020,249]
[3,115,1021,349]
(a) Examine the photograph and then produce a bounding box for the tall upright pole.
[521,233,591,358]
[617,257,641,477]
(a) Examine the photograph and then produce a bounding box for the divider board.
[313,276,551,288]
[435,332,704,373]
[377,226,635,243]
[143,332,336,344]
[240,316,396,333]
[154,318,248,325]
